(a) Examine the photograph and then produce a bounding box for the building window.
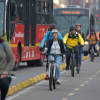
[51,3,53,13]
[36,1,41,12]
[16,0,23,23]
[45,14,49,24]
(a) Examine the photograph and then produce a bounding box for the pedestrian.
[0,36,14,100]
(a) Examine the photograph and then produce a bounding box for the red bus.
[1,0,53,70]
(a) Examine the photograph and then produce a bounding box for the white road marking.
[89,78,92,79]
[75,88,80,90]
[85,81,89,83]
[62,99,67,100]
[68,93,74,96]
[80,84,84,86]
[92,75,96,77]
[95,73,98,74]
[98,71,100,72]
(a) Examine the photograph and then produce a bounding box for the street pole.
[83,0,85,7]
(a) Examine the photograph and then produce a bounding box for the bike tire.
[91,52,94,62]
[71,54,74,77]
[77,66,79,74]
[53,78,57,89]
[49,65,53,91]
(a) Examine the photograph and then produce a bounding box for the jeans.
[79,47,83,67]
[48,55,62,80]
[66,46,79,68]
[0,77,11,100]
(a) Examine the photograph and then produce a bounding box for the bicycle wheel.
[77,66,79,74]
[71,54,74,77]
[53,78,57,89]
[91,51,94,62]
[49,65,53,91]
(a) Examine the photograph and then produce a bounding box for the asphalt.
[7,56,100,100]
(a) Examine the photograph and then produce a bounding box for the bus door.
[24,0,30,46]
[30,0,36,46]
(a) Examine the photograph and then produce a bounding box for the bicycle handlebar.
[0,74,15,76]
[41,53,66,56]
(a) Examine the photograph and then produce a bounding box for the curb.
[6,56,90,97]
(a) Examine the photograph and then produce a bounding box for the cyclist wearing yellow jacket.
[63,26,84,70]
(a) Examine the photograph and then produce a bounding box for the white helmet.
[51,29,58,34]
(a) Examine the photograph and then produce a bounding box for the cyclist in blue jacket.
[39,23,63,80]
[39,23,63,51]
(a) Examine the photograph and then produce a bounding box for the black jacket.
[46,39,65,53]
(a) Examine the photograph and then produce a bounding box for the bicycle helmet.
[76,23,81,27]
[70,26,76,31]
[49,23,57,31]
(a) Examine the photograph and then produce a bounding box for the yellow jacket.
[63,32,84,49]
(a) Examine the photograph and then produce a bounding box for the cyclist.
[39,23,63,79]
[76,23,85,71]
[43,29,65,84]
[63,26,84,70]
[87,29,99,57]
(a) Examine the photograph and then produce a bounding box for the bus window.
[41,2,45,12]
[46,14,49,24]
[41,14,45,24]
[37,14,41,24]
[16,0,23,23]
[51,3,53,13]
[45,2,49,13]
[36,1,41,12]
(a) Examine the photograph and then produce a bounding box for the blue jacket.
[40,31,63,47]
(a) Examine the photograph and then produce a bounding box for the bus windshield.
[54,15,89,37]
[0,2,4,36]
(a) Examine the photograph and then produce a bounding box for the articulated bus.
[53,5,95,55]
[0,0,53,70]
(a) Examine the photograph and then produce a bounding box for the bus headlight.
[85,41,88,45]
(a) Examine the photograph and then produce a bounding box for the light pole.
[70,0,73,5]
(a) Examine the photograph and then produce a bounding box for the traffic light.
[95,14,99,21]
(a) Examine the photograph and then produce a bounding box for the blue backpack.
[1,43,5,52]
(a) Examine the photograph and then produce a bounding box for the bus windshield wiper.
[61,15,70,23]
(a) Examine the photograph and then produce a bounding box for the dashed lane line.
[80,84,84,86]
[85,81,89,83]
[62,99,68,100]
[75,88,80,90]
[92,75,96,77]
[68,93,74,96]
[89,78,93,79]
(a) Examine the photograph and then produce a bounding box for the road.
[7,56,100,100]
[10,62,46,86]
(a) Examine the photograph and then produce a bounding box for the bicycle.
[67,45,79,76]
[86,40,97,62]
[41,53,65,91]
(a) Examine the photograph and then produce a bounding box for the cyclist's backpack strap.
[81,31,82,35]
[1,42,6,52]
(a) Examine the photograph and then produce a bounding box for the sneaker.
[87,54,90,57]
[65,67,69,70]
[45,75,49,80]
[94,53,97,56]
[56,79,60,85]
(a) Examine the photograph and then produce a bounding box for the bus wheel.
[13,48,20,71]
[36,59,43,66]
[27,61,35,67]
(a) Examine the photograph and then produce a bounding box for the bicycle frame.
[48,56,56,78]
